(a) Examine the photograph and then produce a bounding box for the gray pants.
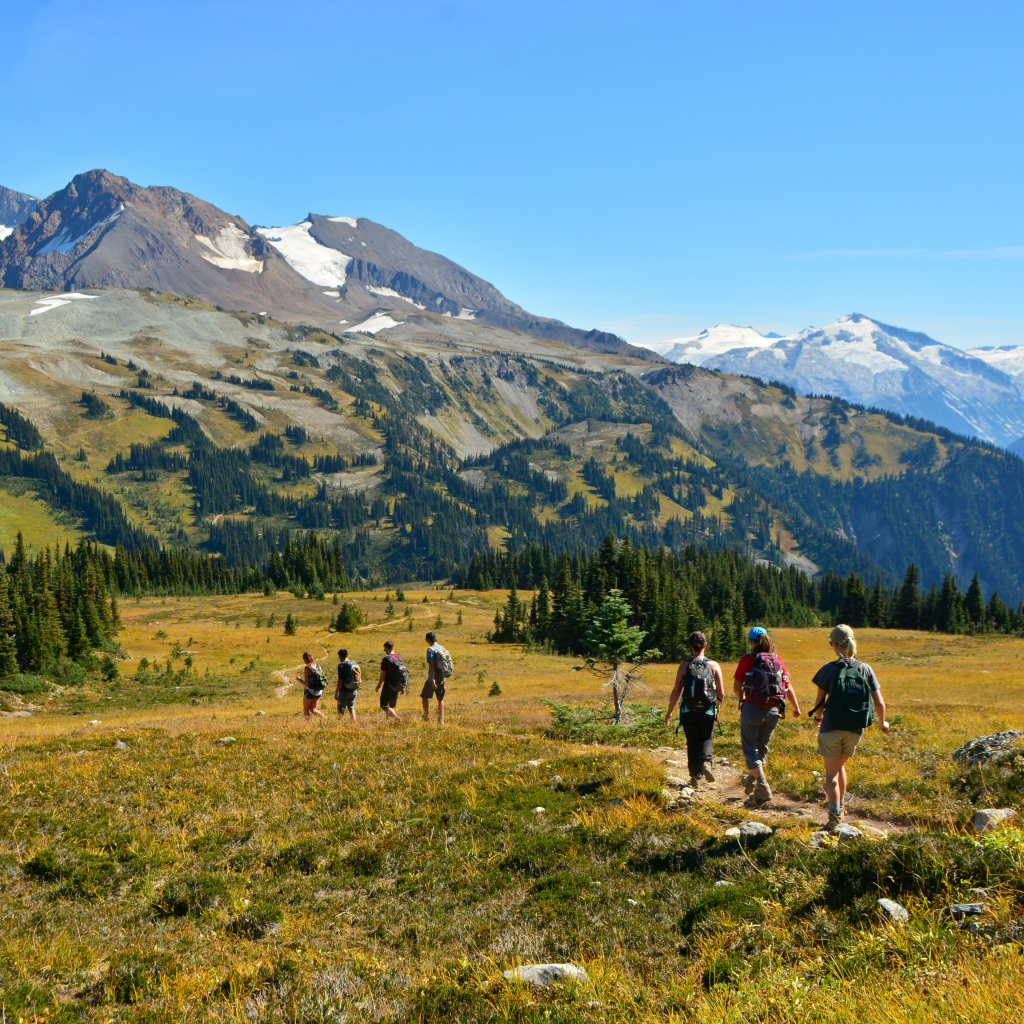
[740,702,782,770]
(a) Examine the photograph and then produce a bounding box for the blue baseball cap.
[748,626,768,640]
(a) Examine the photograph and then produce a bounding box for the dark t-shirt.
[812,658,880,733]
[381,654,402,690]
[338,660,356,689]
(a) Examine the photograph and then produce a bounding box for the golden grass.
[3,594,1024,1021]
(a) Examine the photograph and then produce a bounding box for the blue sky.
[2,0,1022,349]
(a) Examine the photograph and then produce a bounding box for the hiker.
[334,647,361,722]
[421,631,452,724]
[297,651,326,719]
[664,630,726,786]
[734,626,801,803]
[812,624,890,829]
[376,639,407,722]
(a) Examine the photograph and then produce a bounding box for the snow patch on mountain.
[653,324,782,364]
[194,225,263,274]
[327,216,358,227]
[366,286,426,309]
[29,293,97,316]
[36,203,124,255]
[0,226,12,241]
[256,222,352,287]
[345,313,404,334]
[970,346,1024,378]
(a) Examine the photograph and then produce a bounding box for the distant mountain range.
[647,314,1024,449]
[0,170,647,357]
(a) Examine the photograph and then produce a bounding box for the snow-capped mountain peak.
[655,313,1024,448]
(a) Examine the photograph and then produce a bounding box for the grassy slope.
[3,592,1024,1021]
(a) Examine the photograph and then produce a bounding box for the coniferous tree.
[965,573,986,626]
[841,572,868,628]
[895,564,921,630]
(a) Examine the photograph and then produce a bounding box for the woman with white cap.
[733,625,801,803]
[811,624,890,829]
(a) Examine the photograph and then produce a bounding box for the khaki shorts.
[817,728,862,758]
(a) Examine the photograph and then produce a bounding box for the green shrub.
[824,832,1019,906]
[23,848,133,898]
[0,674,50,694]
[677,882,766,934]
[226,901,283,939]
[106,951,177,1003]
[544,700,671,747]
[155,872,230,917]
[955,749,1024,809]
[332,602,363,632]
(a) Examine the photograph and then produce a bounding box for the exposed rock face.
[952,732,1024,765]
[0,170,655,359]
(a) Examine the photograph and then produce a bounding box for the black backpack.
[384,653,409,693]
[681,657,718,714]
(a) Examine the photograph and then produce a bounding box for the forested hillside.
[1,287,1023,623]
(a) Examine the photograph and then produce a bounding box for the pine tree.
[895,564,921,630]
[284,612,297,636]
[965,572,985,625]
[841,572,868,628]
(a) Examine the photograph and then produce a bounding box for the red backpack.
[744,653,787,708]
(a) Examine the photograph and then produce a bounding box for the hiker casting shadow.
[297,651,326,719]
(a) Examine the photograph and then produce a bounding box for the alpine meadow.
[2,142,1024,1024]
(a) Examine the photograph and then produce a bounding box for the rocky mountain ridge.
[0,170,650,358]
[652,314,1024,449]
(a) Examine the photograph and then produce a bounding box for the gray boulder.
[739,821,773,838]
[833,824,864,840]
[503,964,591,989]
[973,808,1017,833]
[876,898,909,925]
[947,903,987,920]
[952,732,1024,766]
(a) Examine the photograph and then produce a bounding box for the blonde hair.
[833,637,857,659]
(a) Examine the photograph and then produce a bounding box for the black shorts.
[379,685,400,709]
[420,678,446,701]
[304,687,323,701]
[336,688,357,710]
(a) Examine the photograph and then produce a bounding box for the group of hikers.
[665,623,889,830]
[295,631,454,725]
[291,621,886,831]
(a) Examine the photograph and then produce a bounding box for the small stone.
[739,821,773,837]
[607,798,625,806]
[653,746,673,752]
[549,776,562,783]
[527,759,544,767]
[533,806,545,814]
[715,758,731,765]
[87,720,101,726]
[724,827,742,838]
[664,775,689,789]
[714,880,735,888]
[947,903,987,919]
[809,831,836,850]
[255,710,266,716]
[952,732,1024,766]
[811,771,822,778]
[877,898,909,924]
[215,736,237,745]
[626,898,638,905]
[832,824,864,840]
[679,787,695,798]
[114,738,129,751]
[503,964,591,989]
[859,824,887,838]
[974,808,1017,833]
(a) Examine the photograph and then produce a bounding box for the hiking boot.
[753,779,773,804]
[824,806,844,831]
[701,765,716,784]
[742,774,756,796]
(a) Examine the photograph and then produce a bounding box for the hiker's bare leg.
[349,708,357,723]
[823,755,849,804]
[384,707,401,722]
[421,697,430,719]
[437,698,444,724]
